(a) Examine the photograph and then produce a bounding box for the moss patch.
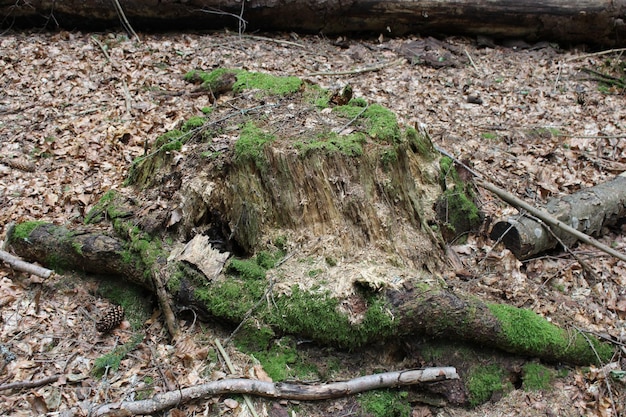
[466,364,511,407]
[522,362,554,391]
[333,103,400,144]
[233,71,302,95]
[358,389,411,417]
[435,156,482,242]
[234,122,276,168]
[92,333,143,378]
[10,221,46,241]
[488,303,614,364]
[97,277,153,331]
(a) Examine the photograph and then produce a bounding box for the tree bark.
[6,222,615,366]
[490,172,626,260]
[2,0,626,47]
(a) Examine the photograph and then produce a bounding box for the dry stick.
[92,367,458,416]
[111,0,139,42]
[435,146,626,263]
[306,59,404,77]
[0,249,54,279]
[90,36,111,62]
[0,374,60,391]
[564,47,626,62]
[243,34,307,49]
[464,49,481,74]
[215,338,259,417]
[152,265,181,341]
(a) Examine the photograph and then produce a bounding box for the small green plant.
[359,389,411,417]
[481,132,498,140]
[201,106,213,114]
[92,333,143,377]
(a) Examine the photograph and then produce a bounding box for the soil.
[1,30,625,416]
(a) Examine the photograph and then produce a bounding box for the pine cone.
[96,305,125,333]
[5,157,36,172]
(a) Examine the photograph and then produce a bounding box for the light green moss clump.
[182,116,206,132]
[10,221,46,241]
[234,122,276,167]
[333,103,400,144]
[488,303,614,363]
[295,132,366,157]
[522,362,554,391]
[358,389,411,417]
[467,364,511,407]
[92,333,143,377]
[233,71,302,95]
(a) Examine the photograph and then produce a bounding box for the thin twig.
[0,374,60,391]
[0,249,54,279]
[91,36,111,62]
[464,49,481,74]
[564,47,626,62]
[215,339,260,417]
[333,105,368,133]
[306,59,404,77]
[243,34,307,49]
[111,0,140,42]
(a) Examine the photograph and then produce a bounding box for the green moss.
[348,97,368,107]
[404,127,436,159]
[380,148,398,171]
[488,303,614,363]
[295,132,366,157]
[436,157,482,241]
[201,106,213,114]
[237,335,318,381]
[333,103,400,144]
[92,333,143,377]
[10,221,46,241]
[233,71,302,95]
[154,129,185,148]
[466,364,511,407]
[184,68,240,91]
[522,362,554,391]
[269,288,396,348]
[182,116,205,132]
[226,258,267,281]
[234,122,275,167]
[359,389,411,417]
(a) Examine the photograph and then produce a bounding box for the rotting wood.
[490,172,626,260]
[2,0,626,47]
[5,222,616,366]
[91,367,459,416]
[435,146,626,263]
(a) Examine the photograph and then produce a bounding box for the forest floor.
[1,30,625,416]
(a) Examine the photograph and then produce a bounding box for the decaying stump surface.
[491,171,626,259]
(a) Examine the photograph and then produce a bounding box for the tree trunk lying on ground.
[490,171,626,260]
[5,222,615,366]
[2,0,626,47]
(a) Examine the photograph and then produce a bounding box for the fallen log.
[2,0,626,47]
[5,221,616,366]
[490,172,626,260]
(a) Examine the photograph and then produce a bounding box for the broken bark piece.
[490,172,626,259]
